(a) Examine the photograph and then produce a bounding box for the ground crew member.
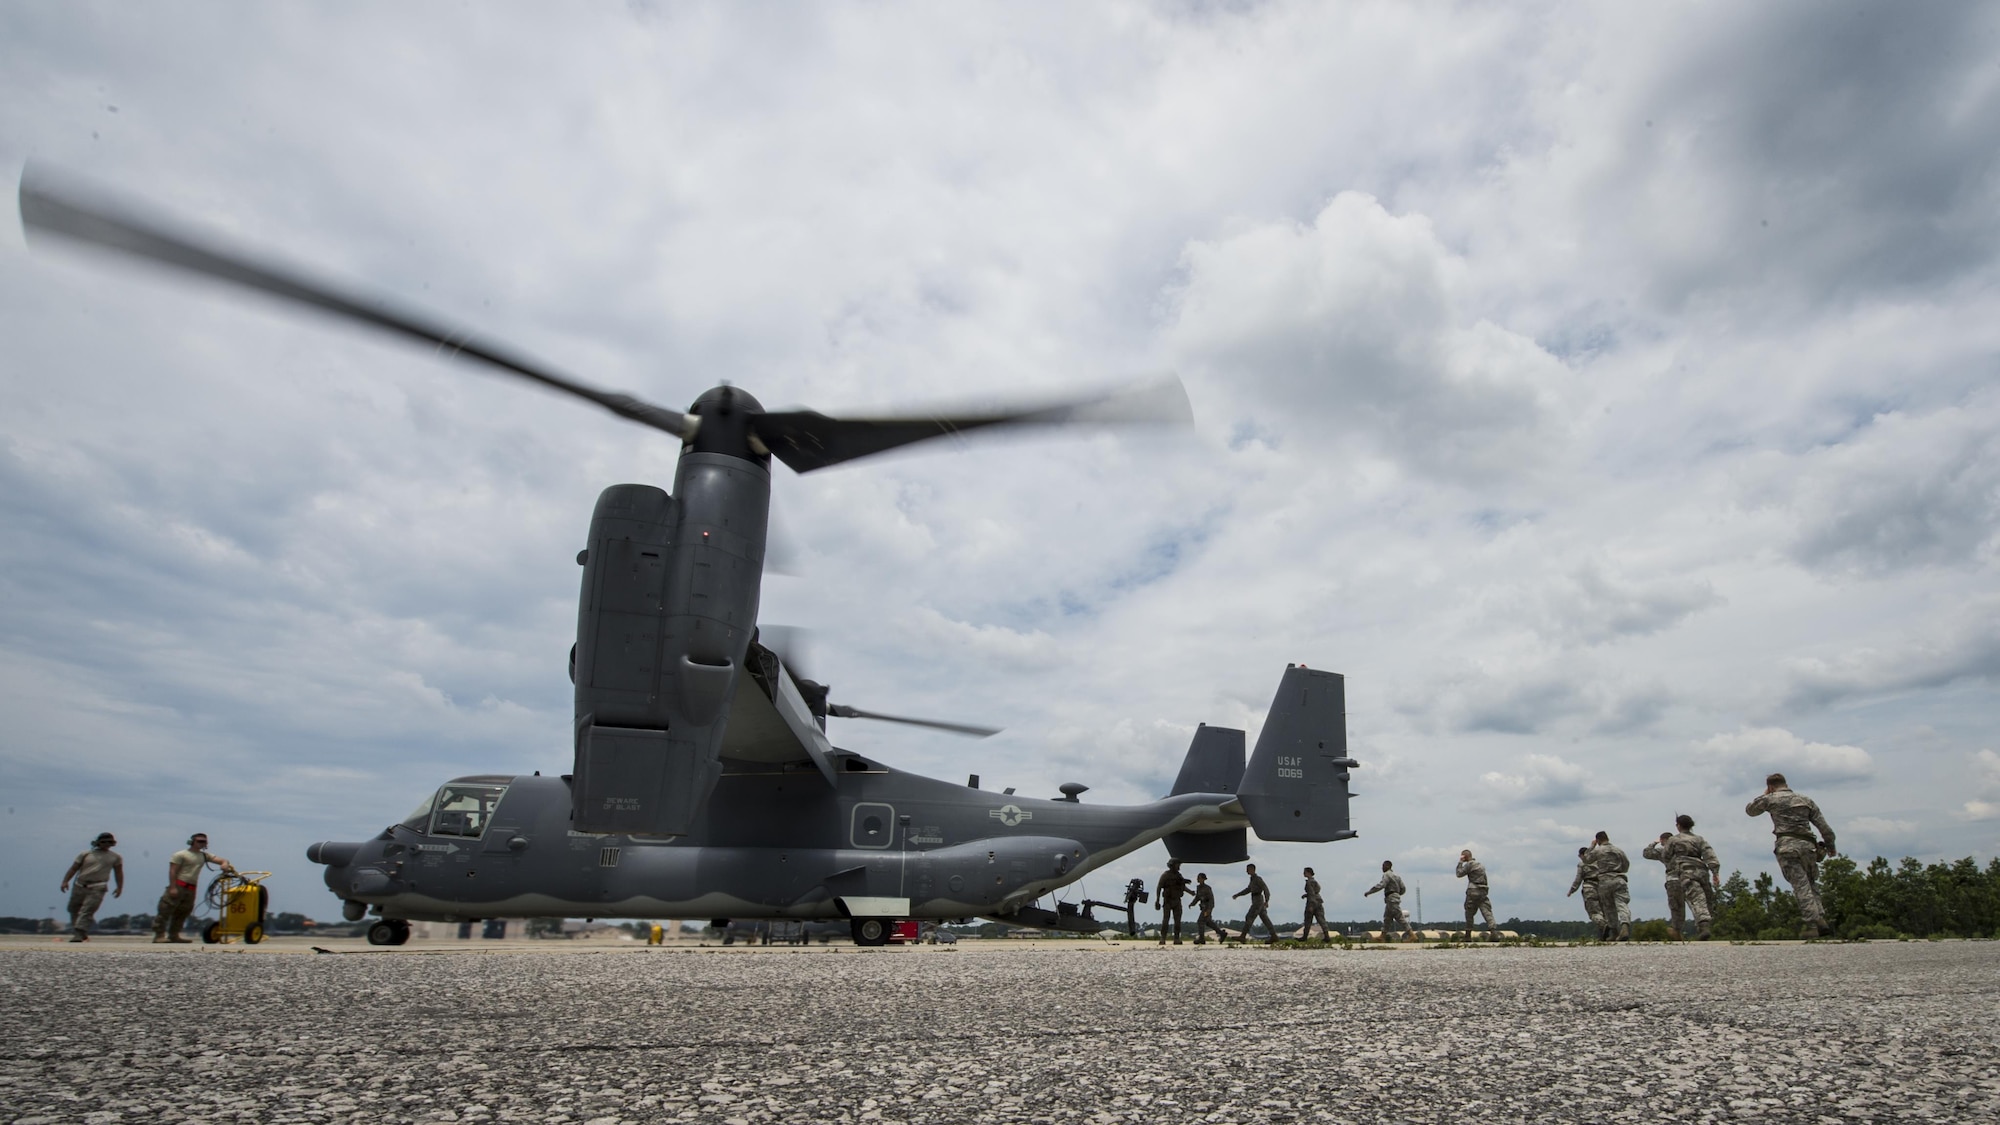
[1155,858,1191,945]
[1746,772,1837,938]
[1364,860,1415,941]
[1641,832,1682,937]
[1664,814,1721,940]
[1566,845,1604,934]
[1588,831,1632,941]
[1300,867,1332,941]
[1456,849,1498,941]
[60,832,124,942]
[1191,873,1230,944]
[154,832,230,944]
[1232,862,1278,943]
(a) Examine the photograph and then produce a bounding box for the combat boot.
[152,935,168,944]
[1798,922,1821,939]
[1617,923,1631,942]
[1486,928,1500,942]
[1667,926,1681,941]
[1696,921,1712,941]
[68,932,85,942]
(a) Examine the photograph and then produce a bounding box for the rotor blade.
[751,374,1193,473]
[17,165,696,441]
[827,704,1001,739]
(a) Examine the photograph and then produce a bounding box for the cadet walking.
[1663,814,1721,940]
[1641,832,1681,935]
[1566,845,1604,934]
[1233,862,1278,943]
[1587,831,1632,941]
[1155,858,1191,945]
[1456,849,1498,940]
[59,832,124,942]
[154,833,230,944]
[1191,873,1230,944]
[1300,867,1333,941]
[1365,860,1415,941]
[1746,772,1837,937]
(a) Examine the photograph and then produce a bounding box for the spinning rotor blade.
[752,375,1193,473]
[17,165,696,441]
[827,703,1001,739]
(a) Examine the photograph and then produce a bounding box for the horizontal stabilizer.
[1237,665,1359,843]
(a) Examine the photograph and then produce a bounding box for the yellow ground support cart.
[200,869,272,945]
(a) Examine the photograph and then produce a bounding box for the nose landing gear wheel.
[852,917,890,946]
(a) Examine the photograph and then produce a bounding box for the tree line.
[1708,855,2000,940]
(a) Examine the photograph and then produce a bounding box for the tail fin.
[1165,724,1248,863]
[1237,664,1359,843]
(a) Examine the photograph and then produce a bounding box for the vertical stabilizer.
[1237,665,1359,843]
[1166,724,1248,863]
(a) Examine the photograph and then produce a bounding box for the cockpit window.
[401,791,438,828]
[429,783,508,838]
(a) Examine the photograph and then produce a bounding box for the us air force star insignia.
[988,804,1031,827]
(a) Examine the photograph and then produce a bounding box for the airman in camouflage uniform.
[1365,860,1415,941]
[1300,867,1333,941]
[1587,831,1631,941]
[1190,873,1230,944]
[1232,863,1278,943]
[1664,814,1721,940]
[60,832,124,941]
[1566,845,1604,933]
[1456,849,1497,940]
[1641,832,1682,937]
[1155,859,1191,945]
[1746,772,1837,938]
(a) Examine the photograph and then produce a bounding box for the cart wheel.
[367,921,398,946]
[243,923,264,945]
[202,922,221,944]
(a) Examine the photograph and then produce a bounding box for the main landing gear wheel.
[852,917,890,947]
[367,920,412,946]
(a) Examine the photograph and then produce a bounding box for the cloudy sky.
[3,2,1996,926]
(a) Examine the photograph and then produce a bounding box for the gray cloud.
[1782,600,2000,711]
[1784,405,2000,577]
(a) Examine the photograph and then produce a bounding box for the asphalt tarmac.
[2,936,1995,1124]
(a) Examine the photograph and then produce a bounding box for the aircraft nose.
[307,840,362,867]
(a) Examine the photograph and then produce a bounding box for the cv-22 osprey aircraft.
[19,168,1360,946]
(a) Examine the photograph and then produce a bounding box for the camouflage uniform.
[1365,869,1414,940]
[64,847,122,939]
[1190,881,1229,944]
[1567,853,1604,931]
[1746,787,1835,936]
[1664,831,1720,937]
[1234,872,1278,942]
[1641,837,1681,934]
[1155,864,1191,944]
[1456,857,1497,937]
[1588,843,1631,938]
[1301,875,1332,940]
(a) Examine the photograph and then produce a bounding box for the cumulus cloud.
[1165,192,1567,482]
[1475,754,1608,809]
[1961,750,2000,821]
[1692,727,1874,790]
